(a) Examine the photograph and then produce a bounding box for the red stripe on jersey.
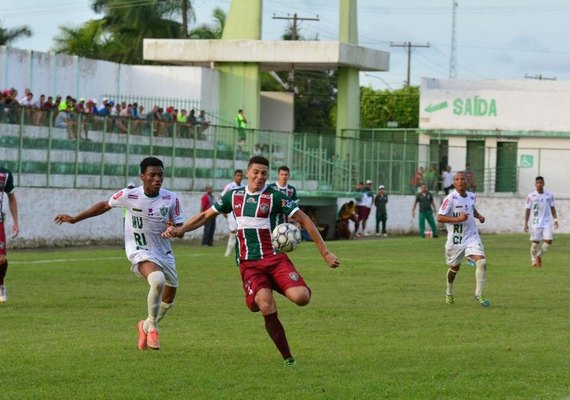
[232,191,246,217]
[175,198,180,216]
[236,229,247,259]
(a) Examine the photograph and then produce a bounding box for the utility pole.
[390,42,430,86]
[272,13,320,90]
[449,0,458,79]
[525,74,557,81]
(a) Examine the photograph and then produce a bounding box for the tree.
[0,21,32,46]
[360,85,419,129]
[55,0,194,64]
[188,7,226,39]
[53,20,108,60]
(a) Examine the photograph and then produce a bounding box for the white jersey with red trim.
[109,186,184,261]
[525,190,555,228]
[438,190,481,248]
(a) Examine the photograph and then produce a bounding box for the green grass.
[3,234,570,399]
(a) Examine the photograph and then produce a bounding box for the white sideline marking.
[11,253,205,265]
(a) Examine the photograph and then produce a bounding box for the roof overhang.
[143,39,389,72]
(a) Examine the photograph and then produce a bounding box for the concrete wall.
[5,188,568,249]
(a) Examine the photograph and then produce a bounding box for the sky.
[2,0,570,89]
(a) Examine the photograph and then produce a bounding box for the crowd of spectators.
[0,87,211,140]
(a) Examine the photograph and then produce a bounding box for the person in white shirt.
[441,165,454,195]
[524,176,558,268]
[54,157,185,351]
[221,169,245,257]
[437,171,490,307]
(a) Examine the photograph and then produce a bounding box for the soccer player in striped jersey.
[437,171,490,307]
[55,157,185,351]
[162,156,340,367]
[0,165,19,303]
[524,176,558,268]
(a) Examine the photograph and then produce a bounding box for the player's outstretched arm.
[54,201,111,225]
[162,208,217,238]
[292,210,340,269]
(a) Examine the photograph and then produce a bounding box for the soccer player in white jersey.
[55,157,185,350]
[524,176,558,268]
[162,156,339,367]
[221,169,245,257]
[437,171,490,307]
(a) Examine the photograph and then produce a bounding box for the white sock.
[537,242,551,256]
[446,268,457,296]
[144,271,165,332]
[531,242,539,259]
[225,233,236,257]
[474,259,487,298]
[157,301,173,323]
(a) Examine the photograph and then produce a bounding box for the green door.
[467,140,485,192]
[496,142,518,192]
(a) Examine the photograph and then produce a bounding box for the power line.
[525,74,557,81]
[272,13,320,91]
[390,42,430,86]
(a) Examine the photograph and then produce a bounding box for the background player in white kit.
[524,176,558,268]
[221,169,244,257]
[54,157,185,350]
[437,171,490,307]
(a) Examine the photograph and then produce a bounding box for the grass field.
[2,234,570,399]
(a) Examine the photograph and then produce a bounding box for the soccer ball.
[272,223,302,253]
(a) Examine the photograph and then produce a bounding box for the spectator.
[196,110,210,135]
[336,200,358,240]
[235,109,247,152]
[412,184,439,239]
[374,185,388,237]
[410,166,424,193]
[465,163,477,192]
[441,165,454,195]
[355,180,373,237]
[200,185,217,246]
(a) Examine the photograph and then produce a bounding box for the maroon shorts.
[0,222,6,256]
[357,206,371,221]
[239,252,308,312]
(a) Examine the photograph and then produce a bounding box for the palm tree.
[0,22,32,46]
[188,7,226,39]
[53,20,108,59]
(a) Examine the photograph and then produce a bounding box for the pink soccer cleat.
[137,320,147,351]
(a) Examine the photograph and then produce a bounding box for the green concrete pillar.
[217,0,263,129]
[337,0,360,138]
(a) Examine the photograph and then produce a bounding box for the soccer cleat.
[475,295,491,307]
[535,256,542,268]
[383,233,388,237]
[283,357,296,367]
[136,320,147,351]
[0,285,6,302]
[147,330,160,350]
[445,294,454,304]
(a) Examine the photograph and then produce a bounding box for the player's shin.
[446,268,457,295]
[145,271,165,331]
[157,301,173,322]
[263,312,292,360]
[474,259,487,297]
[537,242,550,256]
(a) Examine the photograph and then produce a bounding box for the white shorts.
[129,250,178,287]
[445,241,485,266]
[529,226,553,242]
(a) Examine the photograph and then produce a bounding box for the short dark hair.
[140,157,164,174]
[234,169,243,176]
[248,156,269,168]
[536,176,544,182]
[278,166,290,173]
